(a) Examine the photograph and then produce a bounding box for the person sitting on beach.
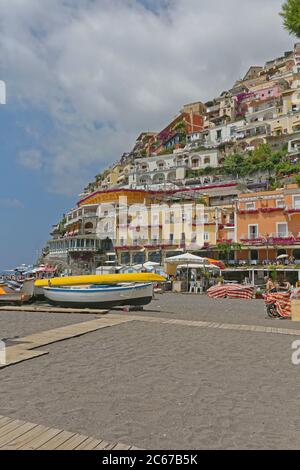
[266,277,277,293]
[277,278,291,293]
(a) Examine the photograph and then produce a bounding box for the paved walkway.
[0,415,137,450]
[124,314,300,336]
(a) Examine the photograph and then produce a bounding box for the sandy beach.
[1,294,300,449]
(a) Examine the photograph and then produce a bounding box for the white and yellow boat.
[43,282,154,308]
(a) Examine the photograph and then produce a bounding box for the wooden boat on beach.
[43,283,154,308]
[0,279,35,305]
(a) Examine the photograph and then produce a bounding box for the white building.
[208,120,246,146]
[128,149,219,188]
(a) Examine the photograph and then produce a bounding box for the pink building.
[253,85,281,101]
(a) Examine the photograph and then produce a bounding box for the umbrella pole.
[187,262,189,292]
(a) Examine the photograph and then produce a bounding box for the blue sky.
[0,0,293,268]
[0,102,74,267]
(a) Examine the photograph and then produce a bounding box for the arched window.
[204,156,210,165]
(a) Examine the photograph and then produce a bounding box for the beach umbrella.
[165,253,206,264]
[143,261,160,267]
[277,254,289,260]
[176,263,219,270]
[165,253,208,290]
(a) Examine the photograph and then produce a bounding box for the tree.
[294,174,300,187]
[216,242,242,263]
[280,0,300,38]
[251,144,272,164]
[223,153,244,177]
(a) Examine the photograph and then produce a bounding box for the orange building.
[236,184,300,263]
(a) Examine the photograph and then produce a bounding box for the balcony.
[267,233,295,244]
[68,246,98,253]
[238,209,259,215]
[83,212,98,218]
[285,206,300,214]
[65,215,82,226]
[240,234,266,244]
[240,233,300,245]
[260,206,285,213]
[144,240,160,248]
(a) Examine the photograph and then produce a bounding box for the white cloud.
[18,149,43,170]
[0,0,293,194]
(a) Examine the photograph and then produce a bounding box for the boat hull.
[43,283,153,308]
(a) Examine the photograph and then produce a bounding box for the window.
[227,231,235,241]
[248,224,258,239]
[204,157,210,165]
[250,250,259,261]
[204,214,209,223]
[204,232,209,241]
[246,202,255,210]
[169,233,174,242]
[216,130,222,140]
[229,213,235,224]
[276,199,285,208]
[293,196,300,209]
[277,222,288,238]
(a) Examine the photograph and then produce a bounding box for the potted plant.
[255,288,264,299]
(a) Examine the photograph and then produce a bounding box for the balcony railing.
[240,233,300,245]
[238,209,259,215]
[285,206,300,214]
[240,234,266,244]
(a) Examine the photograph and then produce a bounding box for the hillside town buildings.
[44,44,300,273]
